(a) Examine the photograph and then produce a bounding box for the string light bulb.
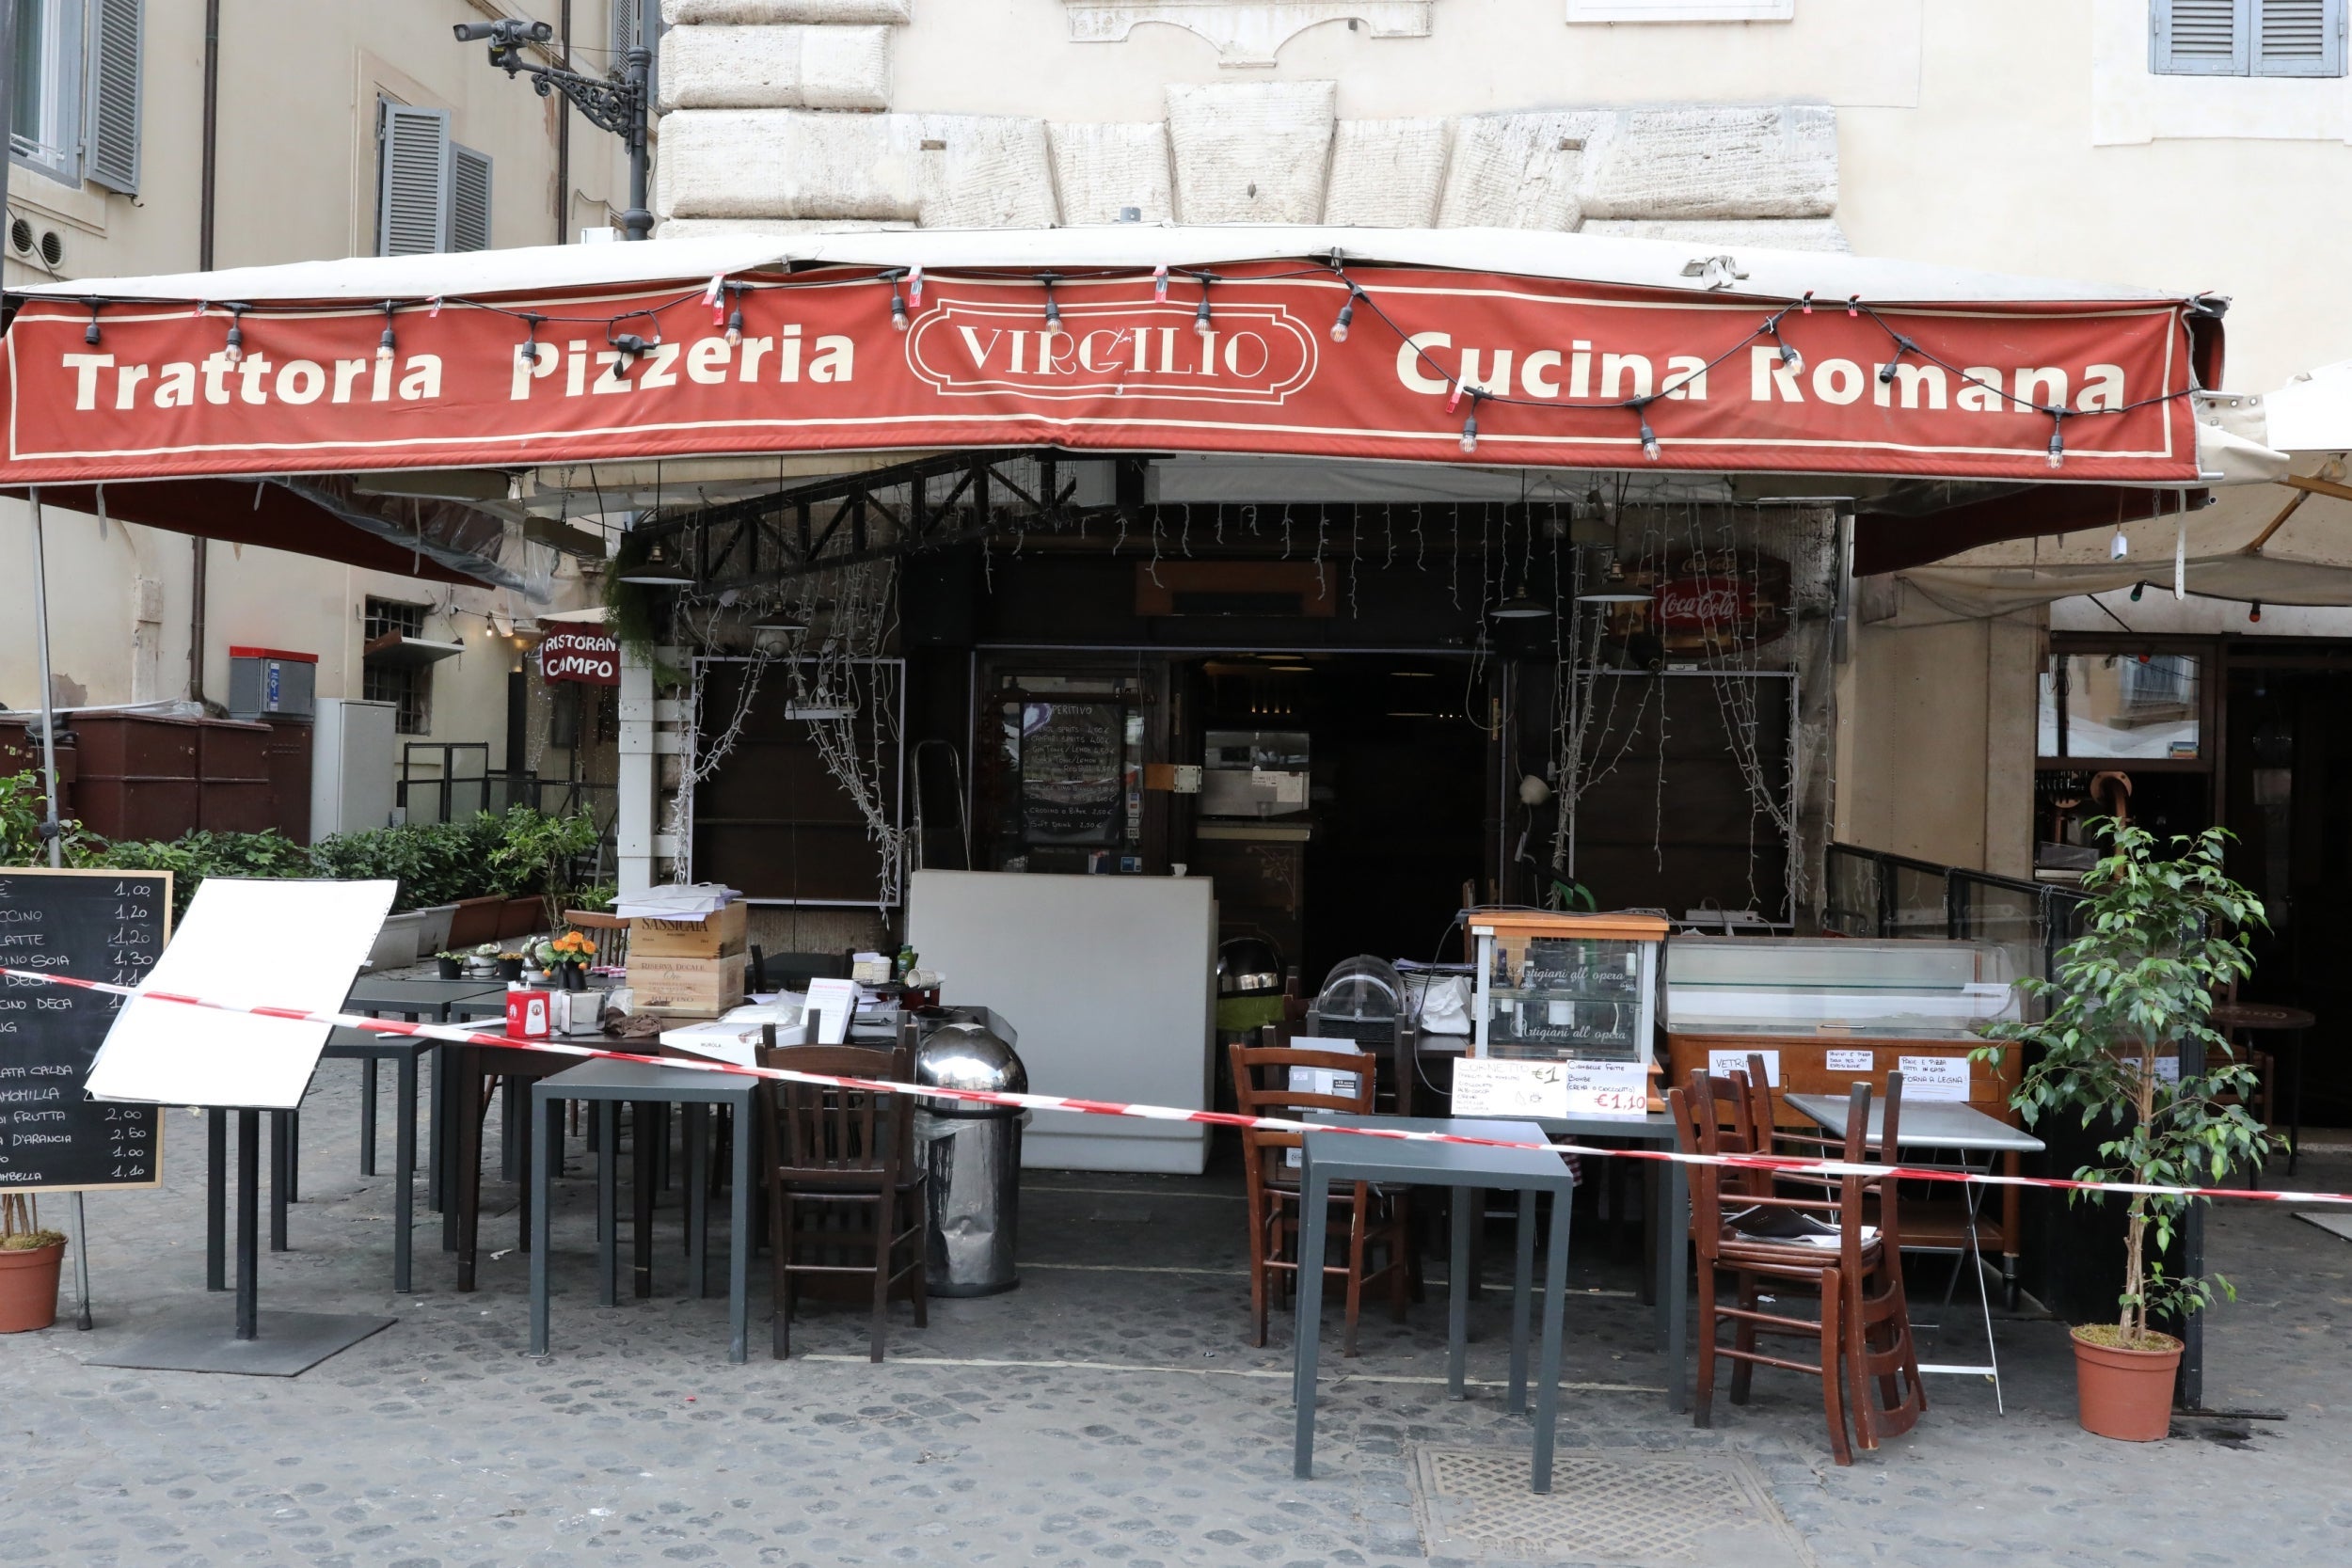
[2249,600,2264,624]
[1331,288,1358,343]
[1779,339,1802,375]
[2048,422,2067,470]
[2129,581,2144,602]
[224,308,245,366]
[888,274,909,333]
[515,315,541,372]
[376,303,397,365]
[1152,264,1168,303]
[82,300,101,346]
[1041,277,1061,334]
[1194,279,1213,338]
[1459,407,1479,454]
[723,296,743,347]
[1641,420,1661,463]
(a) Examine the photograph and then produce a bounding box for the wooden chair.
[1228,1042,1414,1356]
[752,1037,928,1362]
[1733,1056,1929,1453]
[1672,1070,1922,1465]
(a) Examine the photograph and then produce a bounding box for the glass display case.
[1663,937,2021,1038]
[1470,913,1669,1063]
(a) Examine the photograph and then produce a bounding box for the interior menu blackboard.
[1019,701,1126,846]
[0,867,170,1192]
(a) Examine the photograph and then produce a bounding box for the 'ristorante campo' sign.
[0,261,2201,485]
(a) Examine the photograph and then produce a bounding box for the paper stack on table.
[661,1002,805,1069]
[613,882,739,919]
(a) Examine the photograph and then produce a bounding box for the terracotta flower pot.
[2072,1326,2183,1441]
[0,1241,66,1333]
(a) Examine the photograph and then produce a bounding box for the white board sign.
[1452,1058,1566,1118]
[1559,1060,1652,1117]
[86,878,397,1111]
[1897,1055,1971,1103]
[1824,1049,1874,1073]
[1708,1048,1780,1086]
[803,977,859,1045]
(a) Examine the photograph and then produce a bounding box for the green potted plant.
[434,949,465,980]
[0,1192,68,1333]
[496,949,527,983]
[489,807,603,936]
[1976,820,2274,1441]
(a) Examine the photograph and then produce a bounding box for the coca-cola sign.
[538,630,620,686]
[1654,577,1754,632]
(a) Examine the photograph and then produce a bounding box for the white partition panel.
[908,870,1216,1174]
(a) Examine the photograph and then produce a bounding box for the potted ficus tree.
[1976,820,2274,1442]
[0,1192,68,1333]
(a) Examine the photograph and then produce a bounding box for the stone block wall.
[650,8,1846,248]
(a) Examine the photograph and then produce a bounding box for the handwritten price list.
[0,869,169,1190]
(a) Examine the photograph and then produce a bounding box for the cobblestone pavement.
[5,1052,2349,1568]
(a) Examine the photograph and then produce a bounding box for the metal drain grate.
[1408,1447,1815,1567]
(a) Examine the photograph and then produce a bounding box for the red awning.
[0,238,2213,492]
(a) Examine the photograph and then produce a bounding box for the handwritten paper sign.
[1453,1058,1651,1118]
[1824,1049,1874,1073]
[1897,1055,1971,1103]
[1452,1058,1566,1118]
[1708,1048,1780,1086]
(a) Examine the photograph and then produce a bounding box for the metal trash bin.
[914,1021,1028,1297]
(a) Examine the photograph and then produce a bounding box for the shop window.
[2039,652,2201,761]
[12,0,143,192]
[374,100,493,257]
[2152,0,2345,77]
[362,597,432,736]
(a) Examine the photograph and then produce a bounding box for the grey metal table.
[342,979,506,1224]
[319,1026,430,1291]
[1785,1093,2044,1413]
[530,1059,758,1363]
[1295,1115,1579,1492]
[1527,1110,1689,1413]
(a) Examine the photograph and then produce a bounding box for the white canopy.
[10,225,2187,309]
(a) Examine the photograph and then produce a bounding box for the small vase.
[436,958,463,979]
[562,965,584,992]
[2072,1326,2184,1441]
[0,1240,65,1333]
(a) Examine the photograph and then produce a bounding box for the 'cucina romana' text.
[55,324,857,412]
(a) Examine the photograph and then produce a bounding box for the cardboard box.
[627,951,748,1017]
[629,900,748,959]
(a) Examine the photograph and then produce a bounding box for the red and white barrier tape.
[8,965,2348,1207]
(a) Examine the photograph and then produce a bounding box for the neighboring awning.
[360,633,464,668]
[0,227,2220,495]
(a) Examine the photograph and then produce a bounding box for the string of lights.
[28,255,2215,475]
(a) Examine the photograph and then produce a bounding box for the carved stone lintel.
[1065,2,1433,68]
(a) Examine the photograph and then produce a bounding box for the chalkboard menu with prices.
[0,868,171,1192]
[1018,701,1132,847]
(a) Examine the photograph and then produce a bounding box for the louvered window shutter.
[611,0,644,64]
[87,0,143,195]
[377,103,451,257]
[2253,0,2346,74]
[2153,0,2252,73]
[449,144,493,252]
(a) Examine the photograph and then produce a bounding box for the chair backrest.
[1228,1042,1377,1180]
[754,1041,912,1186]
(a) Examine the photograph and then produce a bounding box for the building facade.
[0,1,634,831]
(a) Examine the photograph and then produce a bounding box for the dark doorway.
[1193,654,1492,988]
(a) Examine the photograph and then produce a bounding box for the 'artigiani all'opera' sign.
[0,261,2202,485]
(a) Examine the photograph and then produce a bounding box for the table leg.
[516,1081,535,1255]
[206,1108,227,1292]
[501,1076,523,1183]
[428,1033,446,1221]
[394,1053,418,1293]
[454,1051,483,1292]
[686,1103,709,1298]
[1532,1182,1573,1494]
[632,1102,656,1300]
[1292,1163,1332,1481]
[235,1109,260,1342]
[289,1108,300,1204]
[729,1095,753,1365]
[269,1111,290,1253]
[1508,1190,1535,1417]
[597,1101,618,1307]
[1664,1159,1689,1415]
[1448,1185,1471,1401]
[360,1057,378,1176]
[2291,1028,2306,1178]
[531,1087,556,1356]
